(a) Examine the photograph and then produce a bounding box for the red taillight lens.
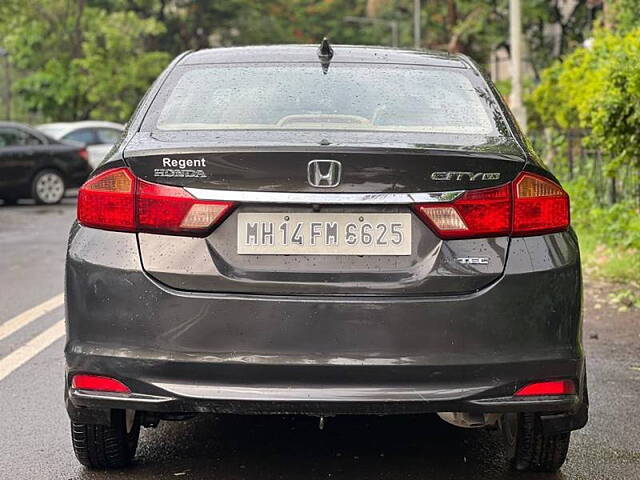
[78,148,89,163]
[71,374,131,394]
[513,173,569,236]
[413,184,511,239]
[514,379,576,396]
[78,168,234,235]
[414,172,569,239]
[137,179,233,235]
[78,168,136,231]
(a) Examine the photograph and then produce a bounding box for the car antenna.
[317,37,333,74]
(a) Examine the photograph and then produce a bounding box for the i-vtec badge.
[431,171,500,181]
[456,257,489,265]
[154,157,207,178]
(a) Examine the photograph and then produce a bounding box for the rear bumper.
[67,384,583,417]
[65,226,585,422]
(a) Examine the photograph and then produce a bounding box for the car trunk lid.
[126,133,525,296]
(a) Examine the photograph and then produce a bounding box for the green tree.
[530,27,640,173]
[224,1,385,46]
[0,0,169,122]
[606,0,640,32]
[415,0,591,75]
[74,9,170,121]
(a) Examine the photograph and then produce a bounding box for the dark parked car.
[0,122,91,204]
[65,43,587,473]
[37,121,125,169]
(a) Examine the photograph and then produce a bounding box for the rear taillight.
[512,172,570,236]
[413,184,511,239]
[77,167,234,236]
[78,148,89,163]
[414,172,569,239]
[137,179,234,235]
[78,168,136,231]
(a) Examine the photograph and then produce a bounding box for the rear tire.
[503,412,570,472]
[71,409,140,469]
[31,169,65,204]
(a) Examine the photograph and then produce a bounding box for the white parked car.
[37,121,124,169]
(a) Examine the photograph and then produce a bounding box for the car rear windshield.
[150,64,499,135]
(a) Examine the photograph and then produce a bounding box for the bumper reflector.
[514,379,575,396]
[71,374,131,394]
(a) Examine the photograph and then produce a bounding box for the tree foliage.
[417,0,591,75]
[74,9,170,120]
[0,0,628,125]
[0,0,169,122]
[607,0,640,33]
[530,27,640,173]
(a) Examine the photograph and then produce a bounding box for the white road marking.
[0,319,65,382]
[0,293,64,342]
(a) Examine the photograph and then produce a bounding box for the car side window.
[64,128,97,145]
[0,128,43,147]
[18,130,44,146]
[96,128,122,144]
[0,128,21,147]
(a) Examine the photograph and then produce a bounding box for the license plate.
[237,213,411,255]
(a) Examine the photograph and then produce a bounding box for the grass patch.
[579,236,640,285]
[577,232,640,311]
[566,178,640,308]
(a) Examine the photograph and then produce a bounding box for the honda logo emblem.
[307,160,342,188]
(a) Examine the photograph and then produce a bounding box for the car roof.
[36,121,125,137]
[181,45,468,69]
[0,121,45,135]
[0,121,56,142]
[0,121,37,129]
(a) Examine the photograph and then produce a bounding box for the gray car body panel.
[65,225,584,415]
[139,205,510,295]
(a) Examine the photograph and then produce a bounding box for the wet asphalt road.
[0,199,639,479]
